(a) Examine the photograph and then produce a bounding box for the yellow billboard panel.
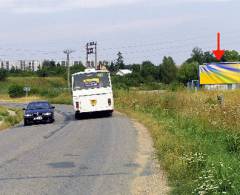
[200,64,240,85]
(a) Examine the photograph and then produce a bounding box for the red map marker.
[213,32,225,61]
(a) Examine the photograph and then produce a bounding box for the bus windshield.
[73,72,110,90]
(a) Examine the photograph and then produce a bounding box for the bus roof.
[72,68,109,76]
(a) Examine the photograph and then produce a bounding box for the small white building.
[116,69,132,76]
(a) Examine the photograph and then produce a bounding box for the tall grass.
[48,92,72,105]
[115,89,240,194]
[0,106,22,130]
[0,77,67,95]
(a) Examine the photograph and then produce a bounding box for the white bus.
[72,69,114,119]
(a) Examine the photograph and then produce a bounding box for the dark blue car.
[23,101,55,126]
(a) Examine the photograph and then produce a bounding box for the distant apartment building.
[54,60,82,66]
[0,60,41,71]
[20,60,42,71]
[0,60,82,71]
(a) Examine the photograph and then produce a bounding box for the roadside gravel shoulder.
[131,119,170,195]
[116,111,170,195]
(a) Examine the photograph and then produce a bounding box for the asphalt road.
[0,103,138,195]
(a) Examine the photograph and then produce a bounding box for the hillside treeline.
[0,47,240,89]
[110,48,240,89]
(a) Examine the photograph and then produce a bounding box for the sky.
[0,0,239,65]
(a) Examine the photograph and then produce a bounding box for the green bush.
[29,87,40,95]
[39,89,61,98]
[5,115,18,126]
[169,82,184,91]
[226,133,240,154]
[48,92,72,105]
[0,107,9,117]
[0,69,7,81]
[8,85,25,98]
[138,82,167,91]
[37,69,48,77]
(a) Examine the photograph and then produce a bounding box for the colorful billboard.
[199,63,240,85]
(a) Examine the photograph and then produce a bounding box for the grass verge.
[0,94,42,103]
[47,92,72,105]
[0,106,23,130]
[115,89,240,195]
[0,93,72,105]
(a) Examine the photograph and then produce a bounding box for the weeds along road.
[0,103,138,195]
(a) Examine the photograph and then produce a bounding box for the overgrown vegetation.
[8,84,25,98]
[0,106,22,130]
[0,77,70,105]
[115,89,240,194]
[48,92,72,105]
[0,76,66,97]
[0,69,7,81]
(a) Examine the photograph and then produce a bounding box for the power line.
[1,31,240,64]
[0,31,239,55]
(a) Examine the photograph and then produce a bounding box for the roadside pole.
[63,49,75,93]
[23,87,31,103]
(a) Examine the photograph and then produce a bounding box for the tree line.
[109,48,240,88]
[0,60,85,81]
[0,48,240,87]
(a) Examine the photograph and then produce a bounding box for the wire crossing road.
[0,104,138,195]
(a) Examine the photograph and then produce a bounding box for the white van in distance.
[72,69,114,119]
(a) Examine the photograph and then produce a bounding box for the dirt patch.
[131,119,170,195]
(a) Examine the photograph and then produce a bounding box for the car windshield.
[73,72,110,90]
[27,102,50,110]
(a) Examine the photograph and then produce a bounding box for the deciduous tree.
[159,56,177,84]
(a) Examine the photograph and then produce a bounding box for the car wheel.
[47,118,54,123]
[24,119,29,126]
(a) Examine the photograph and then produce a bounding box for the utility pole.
[86,44,89,67]
[86,42,97,69]
[63,49,74,92]
[95,42,98,69]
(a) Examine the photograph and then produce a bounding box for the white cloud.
[94,15,196,34]
[0,0,232,13]
[146,0,232,6]
[0,0,143,13]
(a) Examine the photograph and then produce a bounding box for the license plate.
[34,116,43,120]
[91,100,97,106]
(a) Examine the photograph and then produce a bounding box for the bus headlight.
[108,98,112,106]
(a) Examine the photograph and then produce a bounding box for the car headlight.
[24,113,33,117]
[43,112,52,116]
